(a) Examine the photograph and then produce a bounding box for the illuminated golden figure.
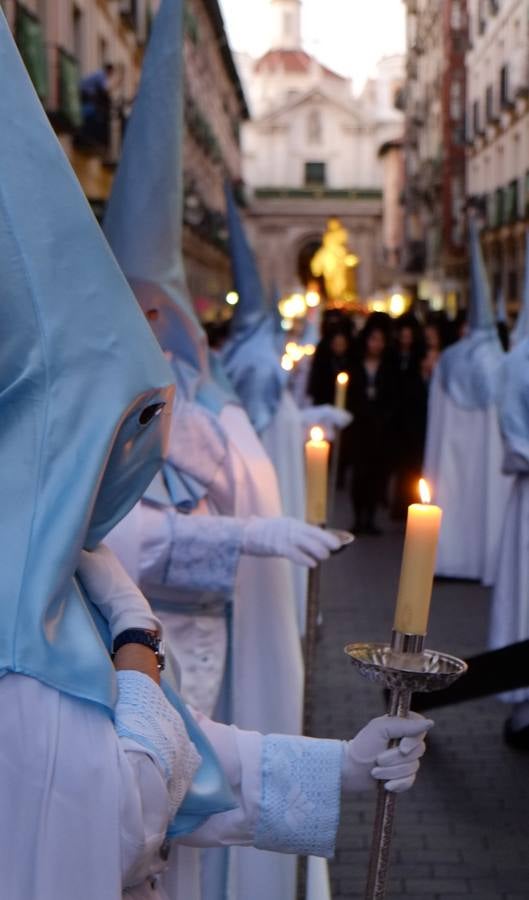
[310,217,359,303]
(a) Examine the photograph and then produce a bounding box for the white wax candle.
[334,372,349,410]
[305,426,330,525]
[394,479,442,635]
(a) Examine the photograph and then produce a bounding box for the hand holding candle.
[305,426,330,525]
[393,479,442,636]
[335,372,349,410]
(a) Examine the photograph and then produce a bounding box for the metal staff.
[296,559,322,900]
[345,631,467,900]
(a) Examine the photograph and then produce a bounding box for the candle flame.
[337,372,349,386]
[310,426,325,442]
[419,478,431,504]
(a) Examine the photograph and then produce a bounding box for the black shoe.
[503,717,529,750]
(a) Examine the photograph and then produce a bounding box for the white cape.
[489,475,529,703]
[424,367,511,584]
[219,404,327,900]
[261,390,308,634]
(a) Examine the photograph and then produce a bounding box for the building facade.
[401,0,467,309]
[239,0,405,301]
[466,0,529,315]
[3,0,248,305]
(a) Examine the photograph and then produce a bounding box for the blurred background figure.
[80,62,115,147]
[390,314,428,519]
[347,316,395,535]
[308,326,355,406]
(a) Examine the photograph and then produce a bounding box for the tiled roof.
[254,49,346,81]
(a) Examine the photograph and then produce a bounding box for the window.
[304,162,326,187]
[500,64,512,107]
[98,35,108,68]
[72,4,84,68]
[15,5,48,100]
[478,0,486,34]
[485,84,497,122]
[307,109,322,144]
[450,80,463,120]
[473,98,481,135]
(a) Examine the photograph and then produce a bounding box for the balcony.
[253,187,382,201]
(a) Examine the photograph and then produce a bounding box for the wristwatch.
[112,628,166,671]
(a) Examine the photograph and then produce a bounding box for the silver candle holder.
[345,630,467,900]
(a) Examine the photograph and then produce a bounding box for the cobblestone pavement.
[313,498,529,900]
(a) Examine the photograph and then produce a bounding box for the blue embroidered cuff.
[255,734,342,858]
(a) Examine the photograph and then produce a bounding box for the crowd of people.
[307,308,467,533]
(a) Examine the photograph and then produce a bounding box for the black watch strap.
[112,628,165,670]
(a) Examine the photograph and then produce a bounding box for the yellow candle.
[394,479,442,635]
[334,372,349,410]
[305,426,330,525]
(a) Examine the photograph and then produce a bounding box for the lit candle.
[305,426,330,525]
[335,372,349,410]
[393,479,442,636]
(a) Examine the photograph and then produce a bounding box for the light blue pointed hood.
[511,232,529,346]
[498,336,529,472]
[439,220,503,409]
[221,183,286,433]
[0,14,237,832]
[103,0,229,416]
[0,10,175,709]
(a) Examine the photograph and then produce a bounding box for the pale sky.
[218,0,406,93]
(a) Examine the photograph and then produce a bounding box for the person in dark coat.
[347,318,396,535]
[390,315,428,519]
[308,327,355,406]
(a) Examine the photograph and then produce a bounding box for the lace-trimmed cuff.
[165,512,243,594]
[115,671,201,818]
[255,735,342,858]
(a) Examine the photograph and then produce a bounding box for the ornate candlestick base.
[344,633,467,900]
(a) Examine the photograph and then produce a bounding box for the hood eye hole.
[139,402,165,426]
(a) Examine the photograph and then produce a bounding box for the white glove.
[77,544,160,640]
[341,713,433,794]
[241,516,341,567]
[301,404,353,440]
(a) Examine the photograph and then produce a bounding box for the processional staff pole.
[346,480,466,899]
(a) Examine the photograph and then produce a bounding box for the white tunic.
[1,669,343,900]
[109,403,326,900]
[0,671,198,900]
[423,367,511,584]
[261,390,308,635]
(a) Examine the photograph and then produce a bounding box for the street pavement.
[313,496,529,900]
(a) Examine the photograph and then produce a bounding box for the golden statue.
[310,218,359,303]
